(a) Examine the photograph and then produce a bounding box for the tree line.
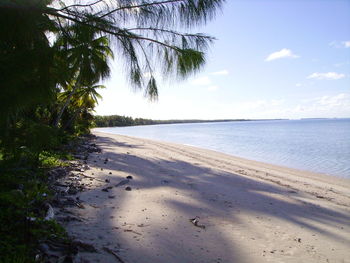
[94,115,248,127]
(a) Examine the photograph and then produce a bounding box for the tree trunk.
[54,85,79,127]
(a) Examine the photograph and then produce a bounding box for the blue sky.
[95,0,350,119]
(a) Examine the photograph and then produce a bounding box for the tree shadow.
[66,134,350,262]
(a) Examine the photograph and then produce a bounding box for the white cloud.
[315,93,349,107]
[330,41,350,48]
[329,41,339,48]
[207,85,219,91]
[307,72,345,80]
[265,48,299,61]
[210,70,229,76]
[295,83,302,87]
[190,76,211,86]
[343,41,350,48]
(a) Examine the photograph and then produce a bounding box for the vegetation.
[0,0,225,261]
[94,114,247,127]
[0,149,72,262]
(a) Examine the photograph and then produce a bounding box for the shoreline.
[93,128,349,182]
[62,131,350,262]
[93,131,350,206]
[93,126,350,179]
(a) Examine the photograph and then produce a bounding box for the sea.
[95,118,350,178]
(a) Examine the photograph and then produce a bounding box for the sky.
[95,0,350,120]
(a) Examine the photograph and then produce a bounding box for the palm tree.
[54,24,114,127]
[5,0,225,100]
[0,0,225,153]
[60,83,105,131]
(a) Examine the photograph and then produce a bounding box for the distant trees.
[94,115,154,127]
[93,115,244,127]
[0,0,225,162]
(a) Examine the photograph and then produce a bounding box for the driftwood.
[80,173,105,183]
[103,247,126,263]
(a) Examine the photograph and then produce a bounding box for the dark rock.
[125,186,132,191]
[109,172,112,175]
[126,176,133,180]
[108,195,116,199]
[102,188,109,192]
[105,179,110,183]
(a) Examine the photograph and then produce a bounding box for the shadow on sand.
[66,134,350,263]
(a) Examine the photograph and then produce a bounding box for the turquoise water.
[96,119,350,178]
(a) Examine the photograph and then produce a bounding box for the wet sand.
[64,131,350,263]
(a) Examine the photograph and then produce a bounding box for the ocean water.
[95,119,350,178]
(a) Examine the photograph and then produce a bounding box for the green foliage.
[39,151,73,168]
[0,172,45,262]
[0,121,60,167]
[0,0,225,152]
[0,153,71,262]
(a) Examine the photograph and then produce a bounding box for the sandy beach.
[62,131,350,263]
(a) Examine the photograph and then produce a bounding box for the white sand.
[64,131,350,263]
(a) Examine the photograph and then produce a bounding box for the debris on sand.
[189,216,206,229]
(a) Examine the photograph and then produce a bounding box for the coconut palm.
[60,83,105,132]
[54,24,114,127]
[0,0,225,155]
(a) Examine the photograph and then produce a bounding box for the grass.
[38,150,74,168]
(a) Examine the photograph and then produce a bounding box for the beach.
[63,131,350,262]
